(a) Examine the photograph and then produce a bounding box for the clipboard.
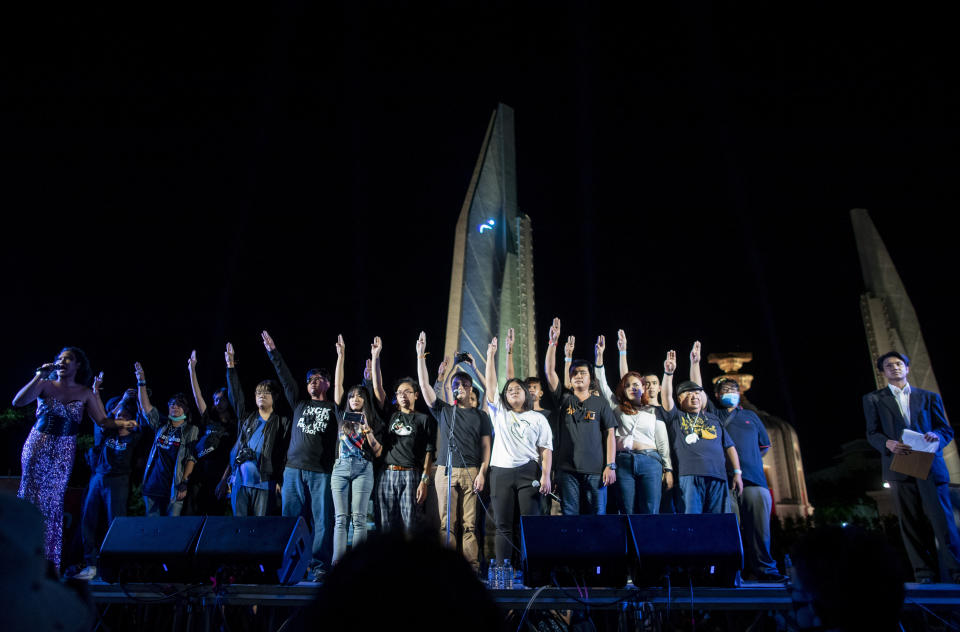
[890,452,935,480]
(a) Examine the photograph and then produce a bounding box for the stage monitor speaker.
[627,513,743,587]
[194,516,311,585]
[99,516,206,583]
[520,515,630,588]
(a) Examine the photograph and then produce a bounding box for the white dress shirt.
[888,382,912,427]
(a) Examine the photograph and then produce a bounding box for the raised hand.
[617,329,627,352]
[437,356,449,381]
[488,337,498,356]
[188,350,198,372]
[225,343,235,368]
[363,359,372,382]
[564,335,576,359]
[505,328,515,354]
[595,334,606,361]
[664,350,677,375]
[690,340,701,364]
[548,317,561,346]
[417,331,427,357]
[371,336,382,358]
[463,352,476,368]
[262,330,276,352]
[92,371,104,394]
[336,334,345,357]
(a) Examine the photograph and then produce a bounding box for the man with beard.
[261,330,339,583]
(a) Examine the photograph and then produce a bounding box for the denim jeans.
[678,475,727,514]
[615,451,663,514]
[330,457,374,564]
[144,494,183,517]
[557,470,607,515]
[81,473,129,565]
[282,466,334,573]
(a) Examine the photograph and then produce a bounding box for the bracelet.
[564,357,572,362]
[418,354,427,359]
[618,351,627,355]
[732,469,743,475]
[420,474,430,484]
[663,371,674,376]
[137,380,147,387]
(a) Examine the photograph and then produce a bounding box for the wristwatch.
[606,462,617,471]
[420,473,430,485]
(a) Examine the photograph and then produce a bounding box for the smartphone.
[343,411,364,423]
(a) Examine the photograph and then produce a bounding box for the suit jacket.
[864,385,953,483]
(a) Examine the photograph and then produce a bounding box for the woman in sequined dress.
[12,347,135,571]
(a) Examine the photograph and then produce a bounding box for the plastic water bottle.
[495,561,505,589]
[487,559,497,589]
[504,560,514,590]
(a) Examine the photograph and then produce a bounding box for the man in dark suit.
[864,350,960,583]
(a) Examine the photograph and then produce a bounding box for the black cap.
[676,380,704,395]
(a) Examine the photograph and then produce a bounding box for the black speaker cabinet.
[520,515,630,588]
[194,516,311,585]
[99,516,206,583]
[628,513,743,587]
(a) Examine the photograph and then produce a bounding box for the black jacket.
[226,366,292,484]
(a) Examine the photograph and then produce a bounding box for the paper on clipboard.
[902,428,939,453]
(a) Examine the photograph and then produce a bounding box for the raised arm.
[416,332,438,409]
[661,350,677,412]
[594,335,617,407]
[134,362,153,415]
[461,353,486,391]
[433,356,450,404]
[563,335,575,389]
[225,342,248,420]
[485,337,498,404]
[334,334,345,406]
[188,350,207,415]
[689,340,702,387]
[263,331,299,409]
[617,329,629,379]
[544,317,561,393]
[505,328,516,380]
[370,337,386,409]
[12,360,59,406]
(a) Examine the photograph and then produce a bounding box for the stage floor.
[88,580,960,611]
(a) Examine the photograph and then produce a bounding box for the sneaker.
[73,565,98,581]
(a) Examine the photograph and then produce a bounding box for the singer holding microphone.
[12,347,135,570]
[484,333,554,568]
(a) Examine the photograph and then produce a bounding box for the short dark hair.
[256,379,282,402]
[307,368,331,383]
[714,377,740,393]
[568,359,592,376]
[523,376,542,388]
[876,351,909,373]
[451,371,473,388]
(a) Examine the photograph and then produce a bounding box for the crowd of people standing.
[13,319,785,583]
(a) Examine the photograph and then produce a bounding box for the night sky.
[3,2,958,478]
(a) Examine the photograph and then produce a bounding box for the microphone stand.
[445,399,458,548]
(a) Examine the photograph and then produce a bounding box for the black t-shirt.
[382,411,436,468]
[429,400,493,469]
[95,429,143,476]
[193,409,234,484]
[143,424,183,497]
[286,399,339,473]
[661,406,734,480]
[544,386,618,474]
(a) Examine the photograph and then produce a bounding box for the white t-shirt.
[595,364,672,470]
[486,398,553,469]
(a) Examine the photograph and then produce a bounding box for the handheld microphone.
[531,480,561,503]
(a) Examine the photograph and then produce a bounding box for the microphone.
[531,480,561,504]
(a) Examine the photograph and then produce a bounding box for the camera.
[235,446,257,466]
[455,351,471,364]
[343,411,364,423]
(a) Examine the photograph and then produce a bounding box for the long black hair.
[59,346,92,385]
[342,384,379,430]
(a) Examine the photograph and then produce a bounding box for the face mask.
[169,413,187,422]
[720,393,740,408]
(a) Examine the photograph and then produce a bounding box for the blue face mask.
[720,393,740,408]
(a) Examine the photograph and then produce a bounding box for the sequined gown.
[18,397,84,569]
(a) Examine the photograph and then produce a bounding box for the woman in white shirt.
[484,336,554,566]
[594,336,673,514]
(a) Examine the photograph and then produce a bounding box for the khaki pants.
[435,465,480,571]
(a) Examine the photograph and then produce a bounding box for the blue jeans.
[282,467,334,573]
[615,451,662,514]
[81,473,129,565]
[330,457,375,563]
[678,475,727,514]
[557,470,607,515]
[144,494,183,517]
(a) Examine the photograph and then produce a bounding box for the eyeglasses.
[396,389,416,397]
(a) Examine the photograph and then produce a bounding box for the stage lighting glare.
[882,481,891,488]
[478,219,496,233]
